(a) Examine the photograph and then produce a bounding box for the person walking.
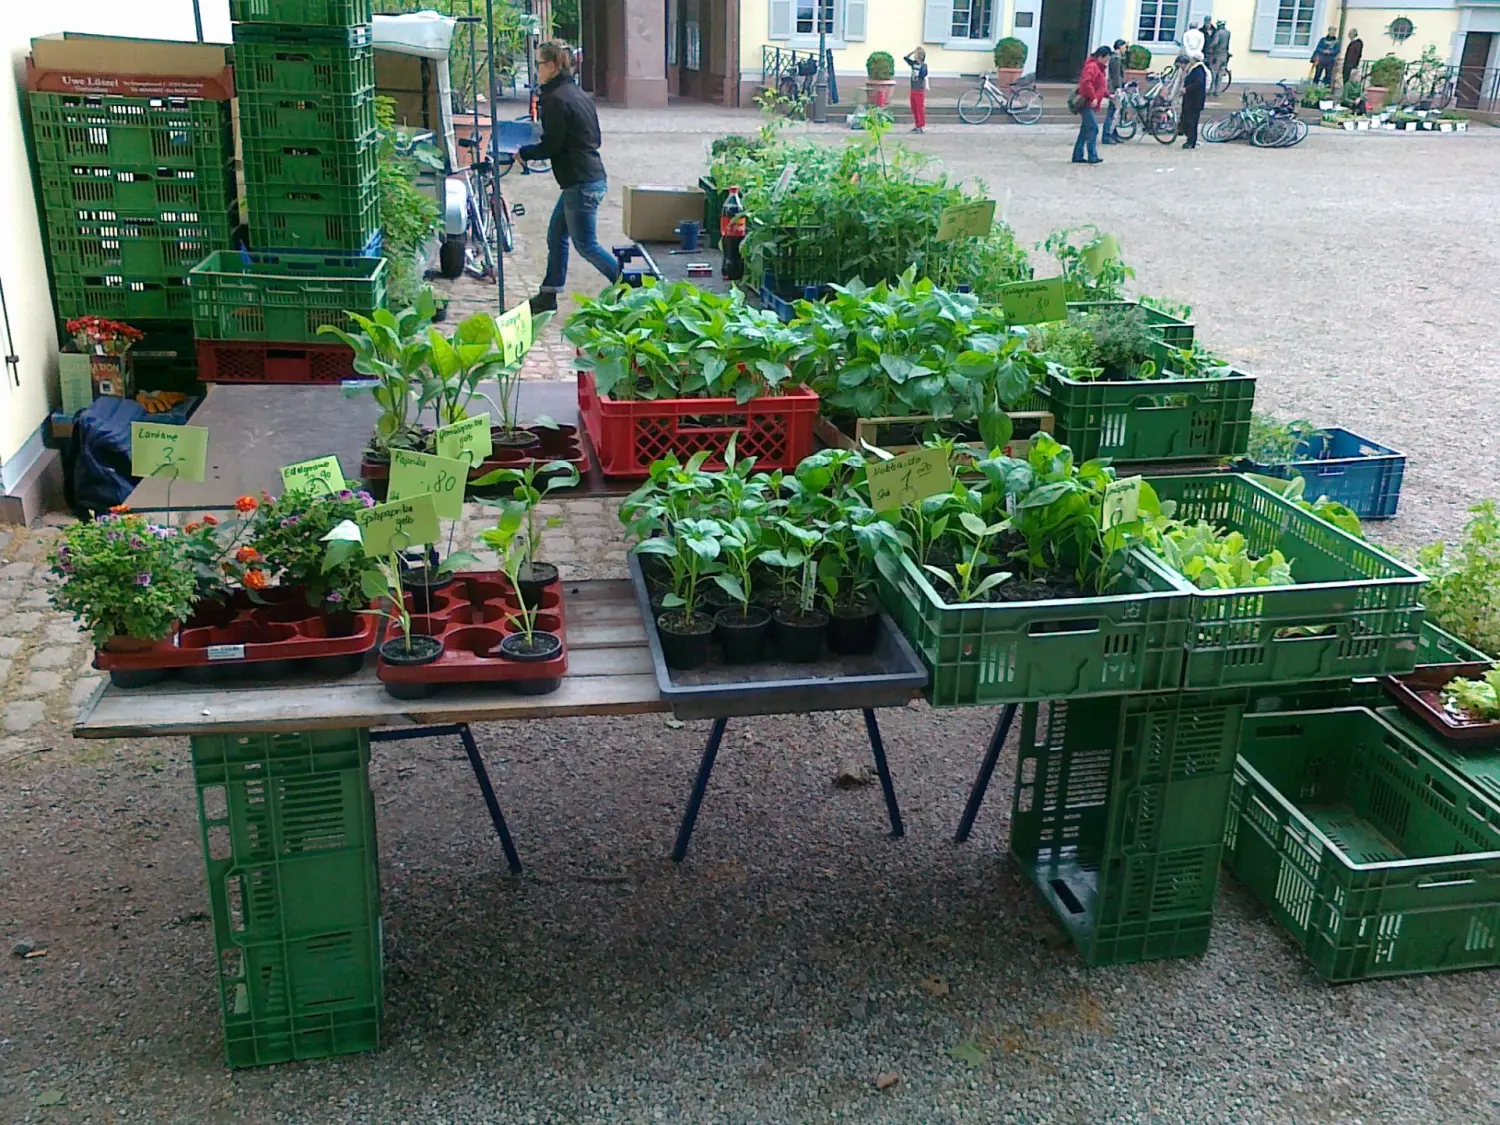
[1311,28,1340,88]
[520,41,620,315]
[1072,46,1111,164]
[903,47,929,133]
[1342,29,1364,86]
[1102,39,1127,144]
[1180,50,1208,148]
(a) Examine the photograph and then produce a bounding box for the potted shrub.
[865,51,896,107]
[323,522,448,673]
[708,516,773,664]
[763,520,830,663]
[1366,55,1404,112]
[1124,44,1153,83]
[994,37,1028,87]
[50,510,196,653]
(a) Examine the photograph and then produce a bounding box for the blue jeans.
[540,179,619,292]
[1102,98,1118,140]
[1072,105,1099,162]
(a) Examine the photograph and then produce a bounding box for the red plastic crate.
[196,338,354,384]
[576,371,818,479]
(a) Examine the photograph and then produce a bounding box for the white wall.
[0,1,232,483]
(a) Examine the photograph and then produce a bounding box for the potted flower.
[994,38,1028,87]
[472,458,581,601]
[481,503,565,685]
[1365,55,1404,113]
[634,518,722,670]
[1124,44,1153,83]
[66,316,144,399]
[251,488,381,629]
[179,499,274,618]
[50,509,196,652]
[865,51,896,107]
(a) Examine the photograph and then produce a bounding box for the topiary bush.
[1368,54,1405,89]
[1126,44,1153,70]
[866,51,895,80]
[994,38,1027,69]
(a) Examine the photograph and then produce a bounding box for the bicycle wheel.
[1251,116,1293,148]
[957,88,995,125]
[1218,68,1232,94]
[494,192,516,256]
[1008,88,1043,125]
[1149,103,1178,144]
[1276,117,1309,147]
[1114,104,1139,141]
[1200,115,1229,143]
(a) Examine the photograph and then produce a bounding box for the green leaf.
[949,1040,988,1068]
[427,330,461,378]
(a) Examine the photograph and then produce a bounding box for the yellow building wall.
[740,0,1002,78]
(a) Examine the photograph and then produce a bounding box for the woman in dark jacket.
[1180,51,1208,149]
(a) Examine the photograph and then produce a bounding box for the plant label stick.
[1102,476,1144,529]
[387,449,468,520]
[435,413,493,462]
[999,277,1068,325]
[936,200,996,242]
[280,455,346,497]
[866,448,953,512]
[496,302,534,366]
[131,422,208,482]
[357,494,441,554]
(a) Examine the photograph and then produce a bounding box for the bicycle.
[1110,82,1146,140]
[1208,54,1233,95]
[439,153,514,286]
[1139,67,1182,144]
[956,71,1044,125]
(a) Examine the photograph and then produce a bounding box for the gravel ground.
[3,107,1500,1125]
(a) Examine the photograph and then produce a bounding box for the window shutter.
[769,0,793,39]
[1250,0,1279,51]
[924,0,955,43]
[845,0,867,40]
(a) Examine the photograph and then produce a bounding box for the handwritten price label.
[388,448,468,520]
[936,200,996,242]
[866,448,953,513]
[496,301,534,366]
[435,413,493,463]
[279,455,346,497]
[999,276,1068,326]
[130,422,208,482]
[1102,475,1144,530]
[355,493,441,554]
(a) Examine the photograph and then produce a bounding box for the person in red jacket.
[1072,46,1111,164]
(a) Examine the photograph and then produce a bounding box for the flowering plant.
[49,511,196,645]
[180,501,272,602]
[66,316,145,357]
[251,488,380,610]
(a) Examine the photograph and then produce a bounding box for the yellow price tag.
[355,493,441,554]
[866,448,953,512]
[936,200,996,242]
[388,448,468,520]
[279,455,346,497]
[1083,233,1121,276]
[999,277,1069,326]
[1102,475,1144,529]
[130,422,209,482]
[496,302,534,366]
[435,413,494,463]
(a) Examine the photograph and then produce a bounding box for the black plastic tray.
[627,551,929,720]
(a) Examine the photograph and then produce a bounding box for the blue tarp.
[66,396,195,517]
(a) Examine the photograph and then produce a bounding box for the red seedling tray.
[94,591,377,685]
[359,424,589,502]
[196,339,355,384]
[376,571,567,689]
[1383,663,1500,746]
[576,370,818,479]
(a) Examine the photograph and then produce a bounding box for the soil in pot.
[516,560,560,606]
[773,607,830,663]
[494,428,541,450]
[381,633,444,665]
[498,630,565,695]
[700,583,736,613]
[828,597,881,655]
[404,565,455,615]
[714,605,772,664]
[657,610,715,670]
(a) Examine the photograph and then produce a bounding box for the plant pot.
[103,633,166,654]
[996,67,1023,88]
[497,630,564,694]
[1364,85,1387,112]
[657,610,715,670]
[404,566,454,616]
[700,583,736,613]
[714,605,772,665]
[516,560,559,607]
[494,428,541,450]
[322,609,358,637]
[1124,68,1149,84]
[773,607,829,664]
[380,633,444,698]
[866,78,895,107]
[827,598,880,655]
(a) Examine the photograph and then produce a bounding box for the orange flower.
[235,496,259,513]
[109,504,131,514]
[185,522,201,534]
[203,514,219,526]
[235,546,261,564]
[243,569,269,590]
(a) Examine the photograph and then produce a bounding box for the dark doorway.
[1037,0,1093,82]
[1457,31,1494,109]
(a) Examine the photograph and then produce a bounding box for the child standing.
[903,47,929,133]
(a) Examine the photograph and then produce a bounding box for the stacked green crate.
[192,728,382,1066]
[232,3,380,254]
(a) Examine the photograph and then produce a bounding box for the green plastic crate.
[1226,707,1500,982]
[52,273,191,321]
[193,729,382,1067]
[1147,474,1427,690]
[875,549,1189,707]
[190,250,386,343]
[1066,300,1196,349]
[247,177,380,253]
[1417,620,1490,667]
[1045,354,1256,463]
[232,25,376,98]
[39,159,236,217]
[1011,691,1248,965]
[1380,706,1500,833]
[700,175,724,250]
[30,93,233,171]
[229,0,372,25]
[242,132,378,189]
[237,88,376,145]
[48,210,236,281]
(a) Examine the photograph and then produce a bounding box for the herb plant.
[1042,226,1133,301]
[1443,666,1500,721]
[1244,415,1327,464]
[318,291,439,456]
[377,96,443,308]
[1417,501,1500,656]
[252,488,380,610]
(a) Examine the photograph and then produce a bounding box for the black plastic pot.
[657,610,715,670]
[714,605,772,665]
[827,599,881,655]
[700,582,736,613]
[498,630,564,695]
[773,607,829,664]
[404,566,454,615]
[495,429,541,450]
[380,634,445,700]
[516,560,559,607]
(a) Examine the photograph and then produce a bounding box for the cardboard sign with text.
[435,413,493,463]
[1102,475,1144,529]
[496,302,534,366]
[355,493,441,555]
[387,449,468,520]
[866,448,953,512]
[936,200,996,242]
[999,277,1069,326]
[130,422,208,482]
[279,455,346,497]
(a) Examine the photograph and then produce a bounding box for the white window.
[769,0,865,45]
[1137,0,1183,43]
[1251,0,1324,54]
[951,0,995,41]
[923,0,994,47]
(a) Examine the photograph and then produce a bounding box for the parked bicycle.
[439,146,514,285]
[1110,77,1176,143]
[956,71,1044,125]
[1201,86,1307,148]
[1208,54,1233,95]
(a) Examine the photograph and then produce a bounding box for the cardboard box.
[622,185,706,243]
[58,353,95,417]
[28,33,234,99]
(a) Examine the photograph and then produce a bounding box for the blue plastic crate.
[757,271,824,324]
[1239,426,1405,520]
[253,228,382,259]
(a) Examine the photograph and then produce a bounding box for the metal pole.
[192,0,204,42]
[485,0,505,307]
[811,0,830,123]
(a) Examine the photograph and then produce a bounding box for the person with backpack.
[1102,39,1127,144]
[1071,46,1111,164]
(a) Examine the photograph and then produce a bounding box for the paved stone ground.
[4,109,1500,1124]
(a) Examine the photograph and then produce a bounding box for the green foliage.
[1367,54,1405,90]
[1154,522,1294,591]
[1245,414,1326,465]
[318,290,438,455]
[1042,226,1134,301]
[866,51,896,80]
[1300,82,1331,108]
[252,488,380,610]
[1340,76,1366,107]
[1417,501,1500,656]
[1125,44,1153,70]
[377,96,443,309]
[472,458,581,567]
[1443,666,1500,720]
[1035,308,1225,383]
[1243,473,1364,540]
[994,38,1028,69]
[50,514,197,644]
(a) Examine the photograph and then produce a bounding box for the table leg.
[862,708,904,838]
[671,717,728,864]
[954,703,1019,844]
